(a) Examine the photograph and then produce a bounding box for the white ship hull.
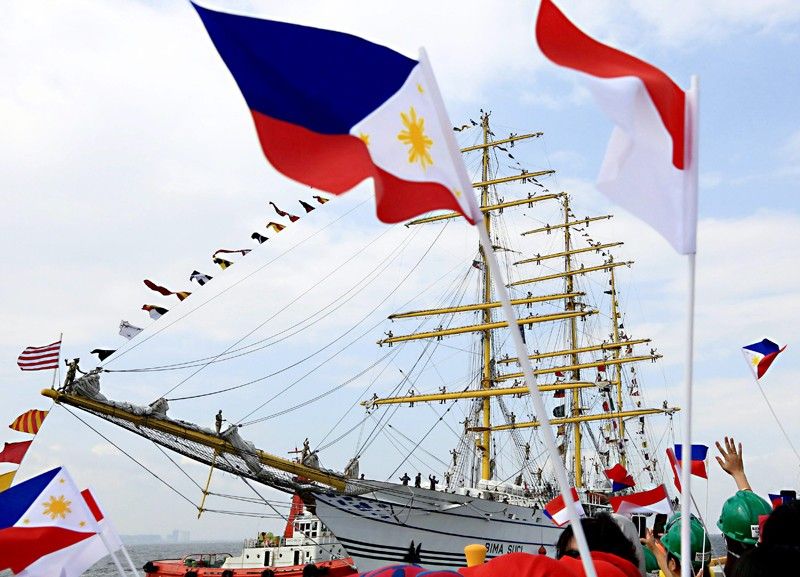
[313,482,562,572]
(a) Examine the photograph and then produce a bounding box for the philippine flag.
[544,488,584,527]
[0,467,100,576]
[192,3,482,226]
[742,339,786,380]
[609,485,672,515]
[535,0,696,254]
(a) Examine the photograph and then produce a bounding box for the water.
[85,541,239,576]
[1,535,728,576]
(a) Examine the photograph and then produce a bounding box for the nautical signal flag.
[190,270,213,286]
[0,441,33,465]
[535,0,696,254]
[9,410,48,435]
[143,279,191,301]
[266,221,286,233]
[142,305,168,320]
[544,487,584,527]
[0,471,15,492]
[269,202,300,222]
[0,467,100,575]
[609,484,671,515]
[299,200,316,213]
[17,341,61,371]
[119,320,142,340]
[251,232,268,244]
[742,339,786,380]
[191,3,481,225]
[313,195,329,205]
[213,257,233,270]
[90,349,116,362]
[605,463,635,492]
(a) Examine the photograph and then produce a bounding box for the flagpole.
[418,47,596,577]
[679,75,699,577]
[118,541,140,577]
[477,224,597,577]
[96,528,130,577]
[51,332,63,390]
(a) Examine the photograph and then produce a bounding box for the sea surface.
[0,536,727,576]
[86,541,240,576]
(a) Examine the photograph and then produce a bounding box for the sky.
[2,0,800,544]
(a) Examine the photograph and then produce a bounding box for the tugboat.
[143,495,356,577]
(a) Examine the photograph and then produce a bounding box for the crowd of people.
[357,436,799,577]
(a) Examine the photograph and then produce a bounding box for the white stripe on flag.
[17,341,61,371]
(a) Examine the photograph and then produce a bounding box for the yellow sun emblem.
[397,107,433,170]
[42,495,72,520]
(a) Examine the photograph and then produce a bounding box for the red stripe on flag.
[250,111,473,224]
[81,489,104,522]
[535,0,686,169]
[17,341,61,371]
[0,526,95,573]
[10,410,48,435]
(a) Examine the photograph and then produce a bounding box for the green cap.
[643,546,660,572]
[717,490,772,545]
[660,514,712,570]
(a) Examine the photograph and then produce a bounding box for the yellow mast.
[561,195,583,487]
[479,112,492,481]
[609,265,626,467]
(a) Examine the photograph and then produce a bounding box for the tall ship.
[44,112,678,572]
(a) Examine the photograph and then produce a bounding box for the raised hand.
[715,436,752,491]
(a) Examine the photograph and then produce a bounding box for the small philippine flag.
[742,339,786,380]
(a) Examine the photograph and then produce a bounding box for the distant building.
[166,529,191,543]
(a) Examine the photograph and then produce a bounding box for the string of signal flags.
[95,194,330,361]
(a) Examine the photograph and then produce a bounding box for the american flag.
[17,340,61,371]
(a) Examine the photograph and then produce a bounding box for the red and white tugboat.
[143,495,356,577]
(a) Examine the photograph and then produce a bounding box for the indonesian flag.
[536,0,697,254]
[544,488,585,527]
[609,484,672,515]
[52,489,126,577]
[0,467,101,576]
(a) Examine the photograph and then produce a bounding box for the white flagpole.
[97,529,131,577]
[420,46,597,577]
[119,542,139,577]
[679,75,699,577]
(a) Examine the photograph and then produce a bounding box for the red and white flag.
[17,341,61,371]
[49,489,127,577]
[609,484,672,515]
[536,0,697,254]
[544,487,585,527]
